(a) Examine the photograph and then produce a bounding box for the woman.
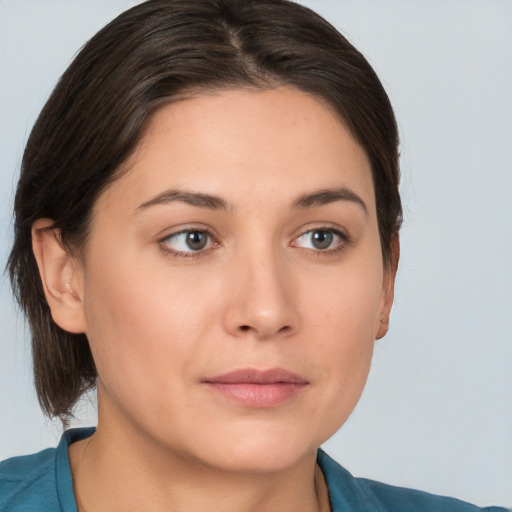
[0,1,509,511]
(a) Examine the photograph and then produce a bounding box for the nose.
[222,246,299,340]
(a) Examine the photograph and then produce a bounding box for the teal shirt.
[1,428,509,512]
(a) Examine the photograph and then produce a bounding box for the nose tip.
[222,258,298,340]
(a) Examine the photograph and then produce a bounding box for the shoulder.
[356,477,509,512]
[317,449,510,512]
[0,428,93,512]
[0,447,59,511]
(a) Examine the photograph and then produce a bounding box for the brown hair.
[8,0,402,421]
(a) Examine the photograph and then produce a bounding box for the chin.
[180,420,328,474]
[206,443,315,474]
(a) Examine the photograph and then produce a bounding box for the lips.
[203,368,309,408]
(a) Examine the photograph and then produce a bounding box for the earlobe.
[31,218,87,334]
[376,234,400,340]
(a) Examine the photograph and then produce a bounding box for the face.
[63,87,395,472]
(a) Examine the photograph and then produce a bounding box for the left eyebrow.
[293,186,368,215]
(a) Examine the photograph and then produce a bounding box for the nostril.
[237,324,292,335]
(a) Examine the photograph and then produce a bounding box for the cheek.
[308,273,378,388]
[305,313,376,445]
[300,251,383,431]
[304,248,384,341]
[81,245,210,392]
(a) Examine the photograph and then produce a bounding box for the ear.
[32,218,87,334]
[376,234,400,340]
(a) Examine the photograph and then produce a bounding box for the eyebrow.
[135,189,228,213]
[293,187,368,215]
[134,185,367,215]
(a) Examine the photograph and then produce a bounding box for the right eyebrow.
[292,186,368,216]
[133,189,228,214]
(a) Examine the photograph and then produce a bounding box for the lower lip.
[204,382,308,408]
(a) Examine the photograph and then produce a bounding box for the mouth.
[202,368,309,408]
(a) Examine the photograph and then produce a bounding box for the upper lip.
[203,368,308,385]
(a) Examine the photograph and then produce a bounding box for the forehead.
[98,86,375,215]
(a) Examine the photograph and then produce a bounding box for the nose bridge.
[222,233,298,339]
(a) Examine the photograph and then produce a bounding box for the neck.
[69,413,329,512]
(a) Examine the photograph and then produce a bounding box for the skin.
[33,87,397,512]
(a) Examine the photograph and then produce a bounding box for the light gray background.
[0,0,510,507]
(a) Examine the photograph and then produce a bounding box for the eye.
[161,229,215,254]
[292,228,347,251]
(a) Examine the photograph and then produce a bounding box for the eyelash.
[159,226,350,259]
